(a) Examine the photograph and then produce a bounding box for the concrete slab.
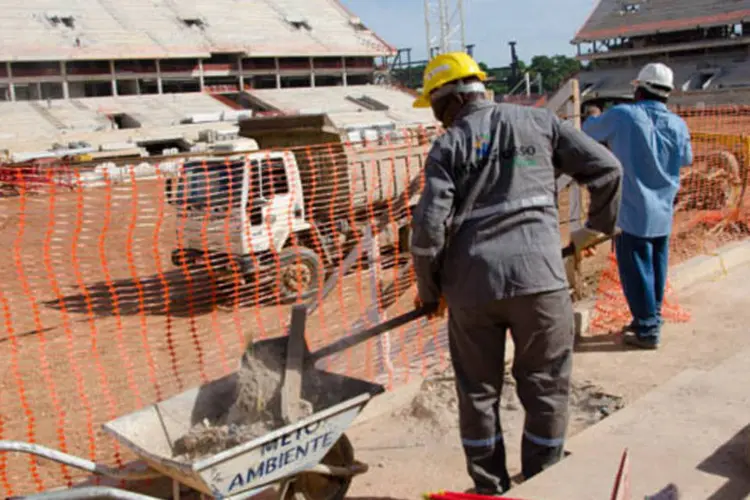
[669,254,726,291]
[671,240,750,292]
[507,348,750,500]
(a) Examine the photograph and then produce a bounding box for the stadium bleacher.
[0,0,392,60]
[247,85,424,114]
[0,0,439,157]
[0,86,435,154]
[573,0,750,103]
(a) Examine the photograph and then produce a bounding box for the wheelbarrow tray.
[103,367,383,499]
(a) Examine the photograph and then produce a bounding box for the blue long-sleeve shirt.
[583,100,693,238]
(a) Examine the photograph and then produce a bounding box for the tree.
[526,55,582,92]
[390,53,581,95]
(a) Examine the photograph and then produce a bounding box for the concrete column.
[237,55,244,90]
[198,59,205,91]
[110,60,117,96]
[7,62,15,101]
[156,60,163,94]
[310,56,315,87]
[60,61,69,99]
[342,56,347,86]
[275,57,281,89]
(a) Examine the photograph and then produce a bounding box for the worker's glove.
[570,226,607,253]
[414,295,447,319]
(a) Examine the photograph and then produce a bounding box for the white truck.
[166,114,437,302]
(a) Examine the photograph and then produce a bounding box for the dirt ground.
[0,167,746,495]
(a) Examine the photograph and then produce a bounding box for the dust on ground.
[173,351,314,461]
[399,364,624,439]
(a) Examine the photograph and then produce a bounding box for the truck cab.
[168,150,321,301]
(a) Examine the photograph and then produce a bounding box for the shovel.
[253,235,618,424]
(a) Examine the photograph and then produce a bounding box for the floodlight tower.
[423,0,467,58]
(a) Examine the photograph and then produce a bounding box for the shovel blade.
[280,304,309,424]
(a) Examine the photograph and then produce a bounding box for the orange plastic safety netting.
[0,131,462,494]
[0,104,749,494]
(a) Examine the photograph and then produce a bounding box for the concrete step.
[508,348,750,500]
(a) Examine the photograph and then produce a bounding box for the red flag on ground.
[425,492,527,500]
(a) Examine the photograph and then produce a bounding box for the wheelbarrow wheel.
[284,433,355,500]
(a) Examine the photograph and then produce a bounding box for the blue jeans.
[614,232,670,341]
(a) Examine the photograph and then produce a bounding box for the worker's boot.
[622,331,659,350]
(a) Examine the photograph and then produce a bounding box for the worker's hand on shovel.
[414,295,448,319]
[581,247,597,259]
[570,226,607,256]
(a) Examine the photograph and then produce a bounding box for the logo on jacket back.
[474,134,538,167]
[474,133,491,160]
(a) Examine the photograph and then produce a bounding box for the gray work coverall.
[410,100,622,493]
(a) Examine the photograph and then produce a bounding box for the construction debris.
[401,363,623,438]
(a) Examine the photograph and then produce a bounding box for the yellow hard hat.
[413,52,488,108]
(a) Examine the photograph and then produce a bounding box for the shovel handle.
[562,231,620,258]
[309,306,432,365]
[309,234,619,365]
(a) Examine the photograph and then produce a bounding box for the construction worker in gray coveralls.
[410,52,623,495]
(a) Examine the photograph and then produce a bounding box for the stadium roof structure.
[0,0,394,61]
[573,0,750,42]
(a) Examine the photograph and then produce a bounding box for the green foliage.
[391,54,581,95]
[526,55,582,92]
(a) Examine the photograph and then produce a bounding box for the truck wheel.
[276,247,323,303]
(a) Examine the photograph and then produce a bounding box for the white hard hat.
[632,62,674,97]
